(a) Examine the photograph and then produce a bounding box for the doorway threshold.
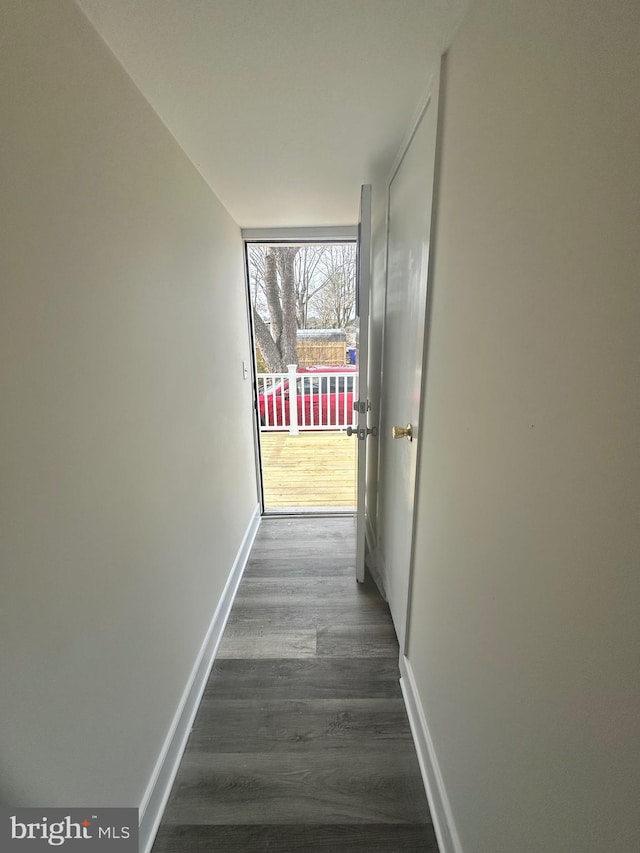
[263,507,356,518]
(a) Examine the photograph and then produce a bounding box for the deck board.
[260,430,356,509]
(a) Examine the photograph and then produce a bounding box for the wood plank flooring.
[260,432,356,509]
[152,516,438,853]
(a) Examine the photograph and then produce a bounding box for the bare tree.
[247,245,268,319]
[248,242,356,370]
[310,245,356,328]
[251,246,300,372]
[294,246,325,328]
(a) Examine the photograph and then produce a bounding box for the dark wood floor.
[152,516,438,852]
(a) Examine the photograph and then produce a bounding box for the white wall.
[0,0,257,810]
[406,0,640,850]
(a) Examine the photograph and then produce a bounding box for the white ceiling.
[77,0,468,228]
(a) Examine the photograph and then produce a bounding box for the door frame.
[241,226,358,515]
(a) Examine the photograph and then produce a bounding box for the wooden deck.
[260,431,357,509]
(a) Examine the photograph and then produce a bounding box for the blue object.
[347,347,357,365]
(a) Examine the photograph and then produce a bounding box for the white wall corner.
[400,655,463,853]
[138,503,261,853]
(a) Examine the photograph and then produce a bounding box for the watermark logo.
[0,809,137,851]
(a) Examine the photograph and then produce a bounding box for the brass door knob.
[392,423,413,441]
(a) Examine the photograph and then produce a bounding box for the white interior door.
[378,68,440,643]
[355,184,372,583]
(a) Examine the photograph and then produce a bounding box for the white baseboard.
[400,655,463,853]
[138,503,261,853]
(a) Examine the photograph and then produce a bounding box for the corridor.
[152,516,437,852]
